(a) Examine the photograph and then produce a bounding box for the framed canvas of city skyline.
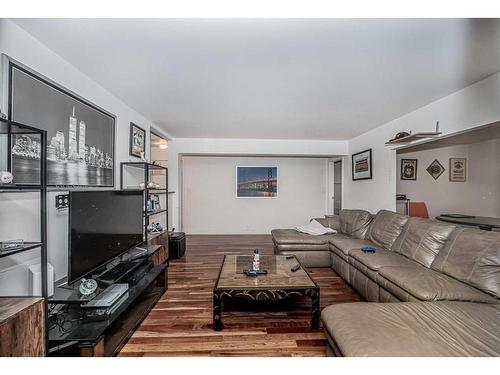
[8,61,115,187]
[236,166,278,198]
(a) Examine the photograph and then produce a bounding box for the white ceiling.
[13,18,500,140]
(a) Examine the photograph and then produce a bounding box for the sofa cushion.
[348,248,420,287]
[349,248,417,272]
[368,210,409,250]
[277,250,331,268]
[321,301,500,356]
[339,209,372,239]
[391,217,456,267]
[377,264,498,303]
[431,228,500,298]
[328,235,380,257]
[325,215,341,231]
[271,229,337,246]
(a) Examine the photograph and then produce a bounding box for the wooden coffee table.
[212,255,320,331]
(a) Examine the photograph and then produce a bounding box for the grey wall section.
[182,156,329,234]
[0,19,168,295]
[396,138,500,218]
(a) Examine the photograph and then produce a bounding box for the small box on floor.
[169,232,186,259]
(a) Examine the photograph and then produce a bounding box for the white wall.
[343,71,500,214]
[0,19,168,294]
[167,137,348,231]
[182,156,329,234]
[396,138,500,218]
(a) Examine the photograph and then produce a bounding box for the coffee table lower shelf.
[212,286,320,331]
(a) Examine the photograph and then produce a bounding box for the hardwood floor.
[119,235,361,357]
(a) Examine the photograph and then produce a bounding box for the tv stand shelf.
[49,245,163,304]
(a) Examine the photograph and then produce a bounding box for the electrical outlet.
[55,194,69,209]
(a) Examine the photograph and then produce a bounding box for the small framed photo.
[401,159,417,180]
[352,149,372,181]
[449,158,466,182]
[130,122,146,158]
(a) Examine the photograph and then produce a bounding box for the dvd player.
[82,292,129,322]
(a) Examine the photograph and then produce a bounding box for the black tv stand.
[48,244,168,356]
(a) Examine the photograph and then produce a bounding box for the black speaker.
[168,232,186,259]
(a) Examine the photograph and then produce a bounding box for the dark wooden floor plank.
[118,234,360,356]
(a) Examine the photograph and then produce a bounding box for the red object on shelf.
[409,202,429,219]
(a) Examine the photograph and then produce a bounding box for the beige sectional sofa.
[272,209,500,356]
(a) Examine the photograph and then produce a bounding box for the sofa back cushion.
[392,217,456,267]
[339,209,372,239]
[325,215,341,231]
[368,210,409,250]
[431,228,500,299]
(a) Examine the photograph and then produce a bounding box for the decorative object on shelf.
[79,278,98,296]
[400,159,417,180]
[130,122,146,158]
[385,121,442,145]
[147,181,160,189]
[426,159,445,180]
[8,61,115,187]
[389,131,411,142]
[236,166,278,198]
[0,239,24,252]
[147,194,161,212]
[0,171,14,184]
[352,149,372,181]
[147,222,163,233]
[449,158,467,182]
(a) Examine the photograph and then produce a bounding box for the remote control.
[244,269,268,277]
[291,264,301,272]
[285,256,294,259]
[361,246,377,253]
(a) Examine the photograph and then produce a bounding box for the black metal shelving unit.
[120,162,168,243]
[0,116,48,355]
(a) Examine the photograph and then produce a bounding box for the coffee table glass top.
[216,255,316,289]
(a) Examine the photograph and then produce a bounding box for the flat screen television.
[68,190,144,285]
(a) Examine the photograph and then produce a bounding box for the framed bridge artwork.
[236,166,278,198]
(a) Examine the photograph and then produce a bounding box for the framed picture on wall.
[130,122,146,158]
[426,159,445,180]
[8,60,116,187]
[449,158,467,182]
[236,166,278,198]
[352,149,372,180]
[401,159,417,180]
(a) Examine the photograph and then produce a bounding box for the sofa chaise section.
[272,216,341,267]
[321,301,500,357]
[322,212,500,356]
